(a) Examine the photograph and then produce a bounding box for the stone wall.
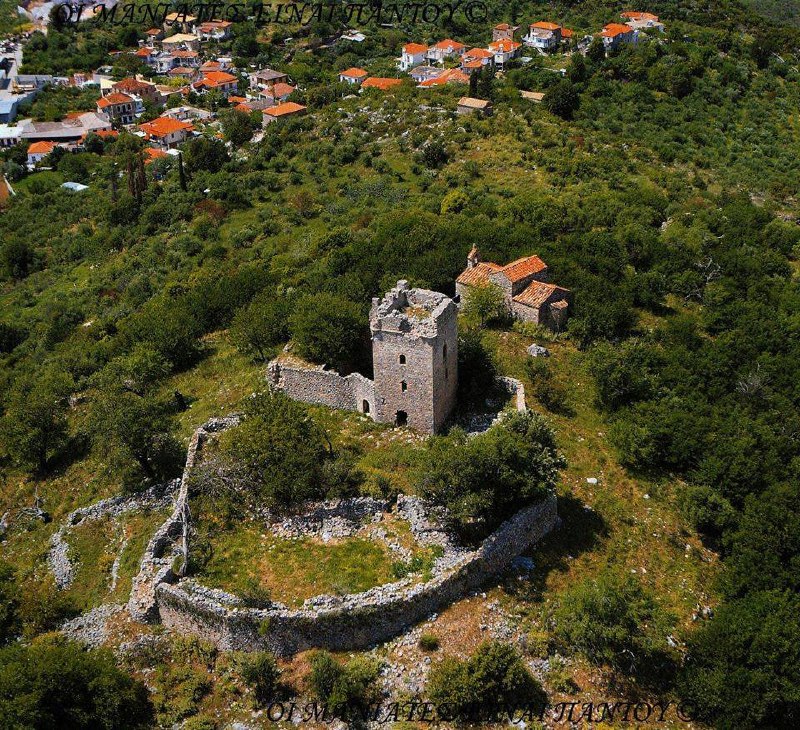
[267,361,375,417]
[156,493,558,657]
[127,415,240,622]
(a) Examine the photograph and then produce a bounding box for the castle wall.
[156,493,558,656]
[267,361,376,417]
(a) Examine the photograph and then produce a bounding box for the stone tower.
[370,280,458,434]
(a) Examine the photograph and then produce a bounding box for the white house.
[621,11,665,32]
[138,117,194,149]
[601,23,638,49]
[399,43,428,71]
[523,22,562,50]
[488,39,522,66]
[427,39,466,64]
[338,67,368,85]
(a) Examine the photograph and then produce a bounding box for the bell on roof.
[467,245,481,269]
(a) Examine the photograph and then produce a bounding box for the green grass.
[197,525,399,606]
[63,508,171,611]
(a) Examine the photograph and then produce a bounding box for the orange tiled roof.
[265,101,306,117]
[433,38,465,51]
[144,147,168,162]
[340,67,368,78]
[456,262,502,286]
[135,47,153,57]
[499,255,548,282]
[114,77,152,92]
[362,77,403,90]
[92,129,119,138]
[403,43,428,54]
[139,117,194,138]
[271,82,296,97]
[171,50,198,58]
[201,70,237,85]
[98,92,133,107]
[513,281,569,308]
[418,68,469,87]
[463,59,484,69]
[621,11,659,21]
[562,28,574,38]
[602,23,634,38]
[494,23,510,30]
[28,140,56,154]
[464,48,494,59]
[489,39,521,53]
[227,95,247,103]
[531,21,560,31]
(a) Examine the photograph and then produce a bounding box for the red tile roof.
[97,92,133,107]
[621,11,659,21]
[418,68,469,87]
[513,281,569,308]
[464,48,494,59]
[361,77,403,90]
[271,82,296,97]
[531,21,560,31]
[28,140,56,155]
[113,77,153,93]
[340,67,368,78]
[144,147,168,163]
[265,101,306,117]
[139,117,194,138]
[489,39,521,53]
[602,23,634,38]
[456,262,503,286]
[499,255,548,282]
[403,43,428,54]
[433,39,465,51]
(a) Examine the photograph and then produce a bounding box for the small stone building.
[457,97,493,116]
[456,247,571,331]
[268,281,458,434]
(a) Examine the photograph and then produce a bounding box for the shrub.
[238,651,281,706]
[427,641,546,721]
[553,572,672,674]
[418,411,564,537]
[308,651,381,715]
[418,633,440,652]
[0,637,153,728]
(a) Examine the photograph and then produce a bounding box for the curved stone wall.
[156,494,558,657]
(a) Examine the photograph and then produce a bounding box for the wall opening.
[396,410,408,426]
[399,354,406,364]
[401,380,407,392]
[443,343,447,360]
[362,400,370,414]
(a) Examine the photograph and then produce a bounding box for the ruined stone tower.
[370,280,458,434]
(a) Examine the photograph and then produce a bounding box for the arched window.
[399,354,406,364]
[401,381,407,392]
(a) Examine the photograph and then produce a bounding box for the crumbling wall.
[267,361,375,416]
[156,493,558,656]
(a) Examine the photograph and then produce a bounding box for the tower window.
[362,400,370,414]
[399,354,406,364]
[396,411,408,426]
[401,380,407,392]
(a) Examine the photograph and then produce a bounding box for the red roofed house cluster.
[456,247,571,331]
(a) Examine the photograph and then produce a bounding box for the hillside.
[1,1,799,727]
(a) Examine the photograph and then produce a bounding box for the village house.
[361,77,404,91]
[134,47,155,64]
[0,123,23,148]
[427,39,466,64]
[399,43,428,71]
[19,112,112,143]
[601,23,638,49]
[261,82,296,103]
[339,67,368,85]
[145,27,164,42]
[492,23,519,42]
[523,22,568,50]
[409,66,442,84]
[456,247,571,331]
[161,33,201,53]
[262,101,307,125]
[143,147,168,164]
[457,97,493,116]
[138,117,194,148]
[621,11,665,32]
[163,12,197,34]
[249,68,289,93]
[112,77,162,107]
[194,21,233,41]
[162,105,214,122]
[193,71,238,97]
[417,68,469,88]
[488,38,522,66]
[460,48,494,74]
[26,140,57,166]
[97,92,136,125]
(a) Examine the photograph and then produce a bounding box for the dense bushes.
[308,651,381,716]
[418,411,563,537]
[427,641,546,721]
[0,638,153,728]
